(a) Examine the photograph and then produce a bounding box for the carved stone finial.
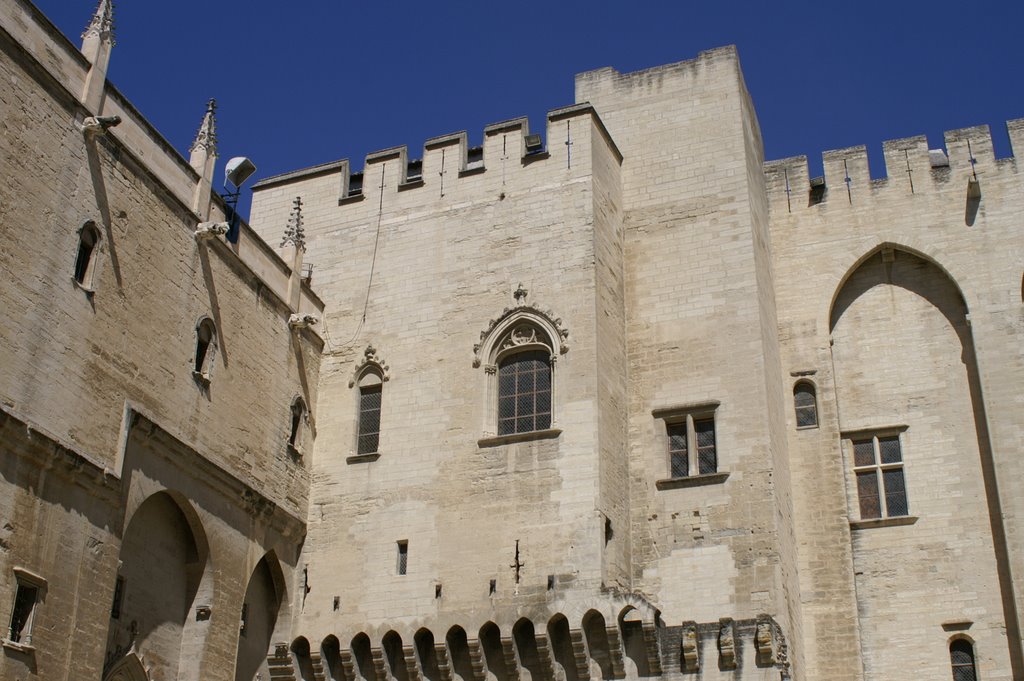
[717,618,736,669]
[82,0,115,46]
[190,99,218,155]
[680,622,700,672]
[280,196,306,251]
[349,344,390,387]
[513,282,528,304]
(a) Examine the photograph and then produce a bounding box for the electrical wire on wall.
[331,161,387,351]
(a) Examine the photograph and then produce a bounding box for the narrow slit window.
[289,397,306,450]
[194,318,216,378]
[73,222,100,287]
[110,575,125,620]
[397,541,408,576]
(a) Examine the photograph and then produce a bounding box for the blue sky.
[34,1,1024,215]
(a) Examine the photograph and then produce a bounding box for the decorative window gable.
[474,304,568,442]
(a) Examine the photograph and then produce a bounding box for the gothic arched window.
[73,221,101,288]
[475,306,568,441]
[794,381,818,428]
[193,317,216,382]
[949,639,977,681]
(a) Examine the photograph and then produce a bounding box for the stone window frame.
[347,345,389,464]
[192,316,217,386]
[949,636,978,681]
[844,425,918,529]
[652,401,729,490]
[72,219,102,294]
[474,307,568,447]
[793,380,819,429]
[4,566,47,652]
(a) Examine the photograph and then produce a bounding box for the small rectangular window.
[657,405,719,479]
[397,541,408,576]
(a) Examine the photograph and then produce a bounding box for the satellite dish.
[225,157,257,188]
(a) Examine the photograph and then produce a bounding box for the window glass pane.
[883,468,909,517]
[670,452,689,478]
[853,439,875,467]
[498,396,516,420]
[499,373,515,396]
[497,350,551,434]
[535,390,551,415]
[667,424,687,454]
[856,471,881,519]
[879,436,902,464]
[695,419,716,474]
[794,386,815,408]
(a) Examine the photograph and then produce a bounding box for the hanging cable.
[337,162,387,348]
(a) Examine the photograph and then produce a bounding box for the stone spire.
[80,0,115,113]
[281,197,306,251]
[190,99,218,156]
[82,0,116,47]
[189,99,219,219]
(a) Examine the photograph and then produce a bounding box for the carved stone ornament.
[717,618,736,670]
[82,0,115,46]
[473,305,569,368]
[755,615,775,665]
[349,344,390,387]
[194,221,229,241]
[288,313,319,330]
[681,621,700,672]
[190,99,217,155]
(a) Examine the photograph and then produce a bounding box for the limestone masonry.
[1,2,1022,680]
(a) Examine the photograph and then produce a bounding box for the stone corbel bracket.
[755,614,775,666]
[680,621,700,672]
[349,344,390,387]
[717,618,736,670]
[194,221,229,241]
[288,313,319,331]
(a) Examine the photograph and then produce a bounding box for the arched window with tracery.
[949,638,977,681]
[474,306,569,440]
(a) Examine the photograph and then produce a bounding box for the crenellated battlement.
[251,103,621,207]
[765,119,1023,212]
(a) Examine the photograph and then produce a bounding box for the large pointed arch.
[827,245,1022,676]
